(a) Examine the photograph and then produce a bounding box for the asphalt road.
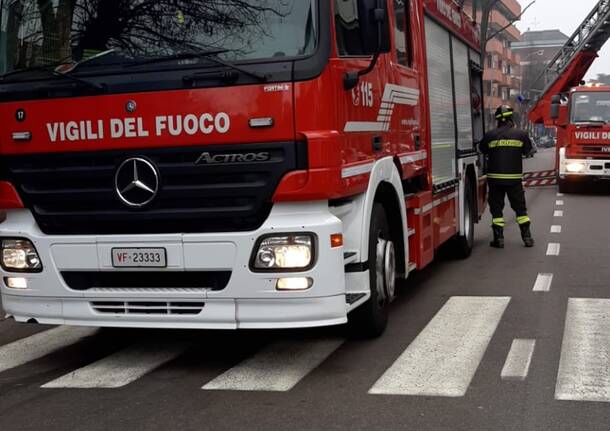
[2,147,610,431]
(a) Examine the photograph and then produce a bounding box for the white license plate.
[111,248,167,268]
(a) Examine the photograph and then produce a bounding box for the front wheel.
[349,203,396,338]
[558,177,577,194]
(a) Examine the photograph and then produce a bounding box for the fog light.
[277,277,313,291]
[253,234,314,270]
[1,239,42,272]
[566,162,585,173]
[5,277,28,289]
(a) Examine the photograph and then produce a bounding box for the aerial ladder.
[529,0,610,125]
[527,0,610,192]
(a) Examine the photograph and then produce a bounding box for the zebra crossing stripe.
[556,299,610,402]
[203,338,344,392]
[368,296,510,397]
[0,326,97,374]
[42,343,187,388]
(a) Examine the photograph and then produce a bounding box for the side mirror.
[550,94,561,120]
[357,0,391,55]
[344,0,390,90]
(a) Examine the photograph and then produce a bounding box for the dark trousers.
[488,181,530,227]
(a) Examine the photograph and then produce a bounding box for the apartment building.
[512,30,570,96]
[463,0,523,126]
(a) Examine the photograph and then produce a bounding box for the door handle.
[414,134,421,150]
[372,136,383,152]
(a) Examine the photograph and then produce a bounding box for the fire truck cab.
[551,86,610,192]
[0,0,486,335]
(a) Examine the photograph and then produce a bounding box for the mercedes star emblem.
[114,158,160,208]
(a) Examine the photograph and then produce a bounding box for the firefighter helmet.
[495,105,514,122]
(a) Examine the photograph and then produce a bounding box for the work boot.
[520,223,535,248]
[490,225,505,248]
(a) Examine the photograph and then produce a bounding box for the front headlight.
[566,162,585,173]
[1,239,42,272]
[253,234,314,271]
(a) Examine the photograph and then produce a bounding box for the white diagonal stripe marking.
[556,299,610,402]
[42,343,187,388]
[203,338,344,392]
[0,326,97,374]
[368,296,510,396]
[501,339,536,381]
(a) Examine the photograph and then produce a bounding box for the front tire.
[558,177,577,194]
[349,203,395,338]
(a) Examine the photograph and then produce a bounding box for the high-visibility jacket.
[479,124,533,182]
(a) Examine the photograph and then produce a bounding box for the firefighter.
[479,105,535,248]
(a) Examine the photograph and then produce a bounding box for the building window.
[334,0,365,56]
[501,88,508,100]
[393,0,413,66]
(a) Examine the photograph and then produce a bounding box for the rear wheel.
[349,203,395,338]
[450,183,475,259]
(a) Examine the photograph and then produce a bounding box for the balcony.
[499,0,521,20]
[485,68,511,87]
[488,39,504,55]
[489,10,521,42]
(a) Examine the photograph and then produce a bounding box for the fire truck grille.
[3,142,307,235]
[581,145,610,155]
[90,301,206,316]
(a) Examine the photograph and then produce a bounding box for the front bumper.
[0,202,348,329]
[559,148,610,177]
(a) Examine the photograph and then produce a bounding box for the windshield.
[0,0,317,76]
[571,92,610,124]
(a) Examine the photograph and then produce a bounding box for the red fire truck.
[0,0,486,335]
[529,0,610,193]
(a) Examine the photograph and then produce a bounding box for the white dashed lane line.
[546,243,561,256]
[556,200,564,206]
[551,225,562,233]
[501,339,536,381]
[554,210,564,217]
[533,273,554,292]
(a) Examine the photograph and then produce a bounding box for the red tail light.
[0,182,24,209]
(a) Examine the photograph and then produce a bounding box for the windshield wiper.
[54,48,118,74]
[0,67,106,92]
[574,120,607,127]
[125,49,268,82]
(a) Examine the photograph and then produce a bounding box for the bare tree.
[9,0,292,68]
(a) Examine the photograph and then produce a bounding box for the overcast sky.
[516,0,610,79]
